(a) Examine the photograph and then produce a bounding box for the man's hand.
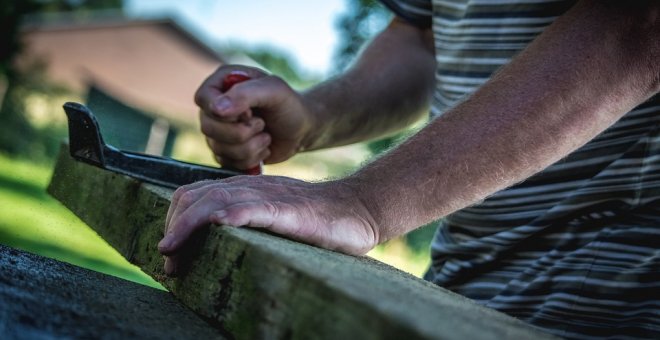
[158,176,379,276]
[196,18,435,169]
[195,65,315,170]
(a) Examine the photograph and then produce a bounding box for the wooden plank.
[48,146,557,339]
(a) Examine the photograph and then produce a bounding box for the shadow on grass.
[0,172,49,201]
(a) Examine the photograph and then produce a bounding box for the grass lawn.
[0,153,162,289]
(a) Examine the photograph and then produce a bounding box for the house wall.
[21,20,224,126]
[86,85,177,156]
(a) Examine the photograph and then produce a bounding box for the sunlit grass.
[0,153,162,289]
[368,239,431,278]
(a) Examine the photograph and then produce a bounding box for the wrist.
[335,177,383,248]
[298,90,331,152]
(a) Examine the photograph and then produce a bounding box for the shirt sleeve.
[379,0,433,28]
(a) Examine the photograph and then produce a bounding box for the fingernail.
[214,97,232,113]
[158,235,173,251]
[164,258,176,276]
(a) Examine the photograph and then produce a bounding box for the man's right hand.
[194,65,315,170]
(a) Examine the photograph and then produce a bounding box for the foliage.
[333,0,403,157]
[0,0,123,160]
[0,61,70,159]
[332,0,391,73]
[221,43,321,90]
[0,0,122,81]
[0,1,42,157]
[246,47,307,85]
[37,0,122,13]
[0,2,40,78]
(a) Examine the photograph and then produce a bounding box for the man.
[159,0,659,338]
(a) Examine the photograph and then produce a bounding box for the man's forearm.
[347,0,660,242]
[301,18,436,150]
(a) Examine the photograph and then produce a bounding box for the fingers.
[163,254,180,276]
[194,65,268,120]
[160,193,290,276]
[159,184,261,255]
[200,114,265,144]
[200,112,271,169]
[205,132,270,161]
[162,181,220,277]
[198,75,293,121]
[210,201,298,232]
[208,136,271,169]
[159,177,281,277]
[165,180,216,231]
[197,66,308,168]
[223,76,293,113]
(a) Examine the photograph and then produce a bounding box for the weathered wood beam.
[48,146,557,339]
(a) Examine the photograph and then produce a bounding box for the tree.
[332,0,391,73]
[221,43,321,90]
[0,1,43,156]
[0,0,122,158]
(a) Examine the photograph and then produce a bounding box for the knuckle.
[200,121,214,137]
[267,75,293,94]
[264,75,285,86]
[222,206,245,226]
[178,191,197,207]
[208,187,230,202]
[233,129,252,143]
[172,215,191,232]
[204,138,222,154]
[262,201,280,218]
[172,187,189,204]
[193,88,205,107]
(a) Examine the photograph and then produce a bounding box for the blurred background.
[0,0,436,288]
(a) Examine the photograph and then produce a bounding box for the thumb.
[223,75,294,114]
[208,95,253,122]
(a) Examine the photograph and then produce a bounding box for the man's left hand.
[158,176,379,276]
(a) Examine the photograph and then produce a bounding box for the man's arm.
[301,17,436,150]
[196,18,435,168]
[348,0,660,241]
[160,1,658,272]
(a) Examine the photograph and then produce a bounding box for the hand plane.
[63,102,249,189]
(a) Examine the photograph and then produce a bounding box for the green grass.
[0,153,163,289]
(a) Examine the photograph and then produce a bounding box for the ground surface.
[0,244,223,339]
[0,153,160,288]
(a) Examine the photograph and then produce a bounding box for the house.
[20,14,228,156]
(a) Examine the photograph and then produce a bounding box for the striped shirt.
[380,0,660,338]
